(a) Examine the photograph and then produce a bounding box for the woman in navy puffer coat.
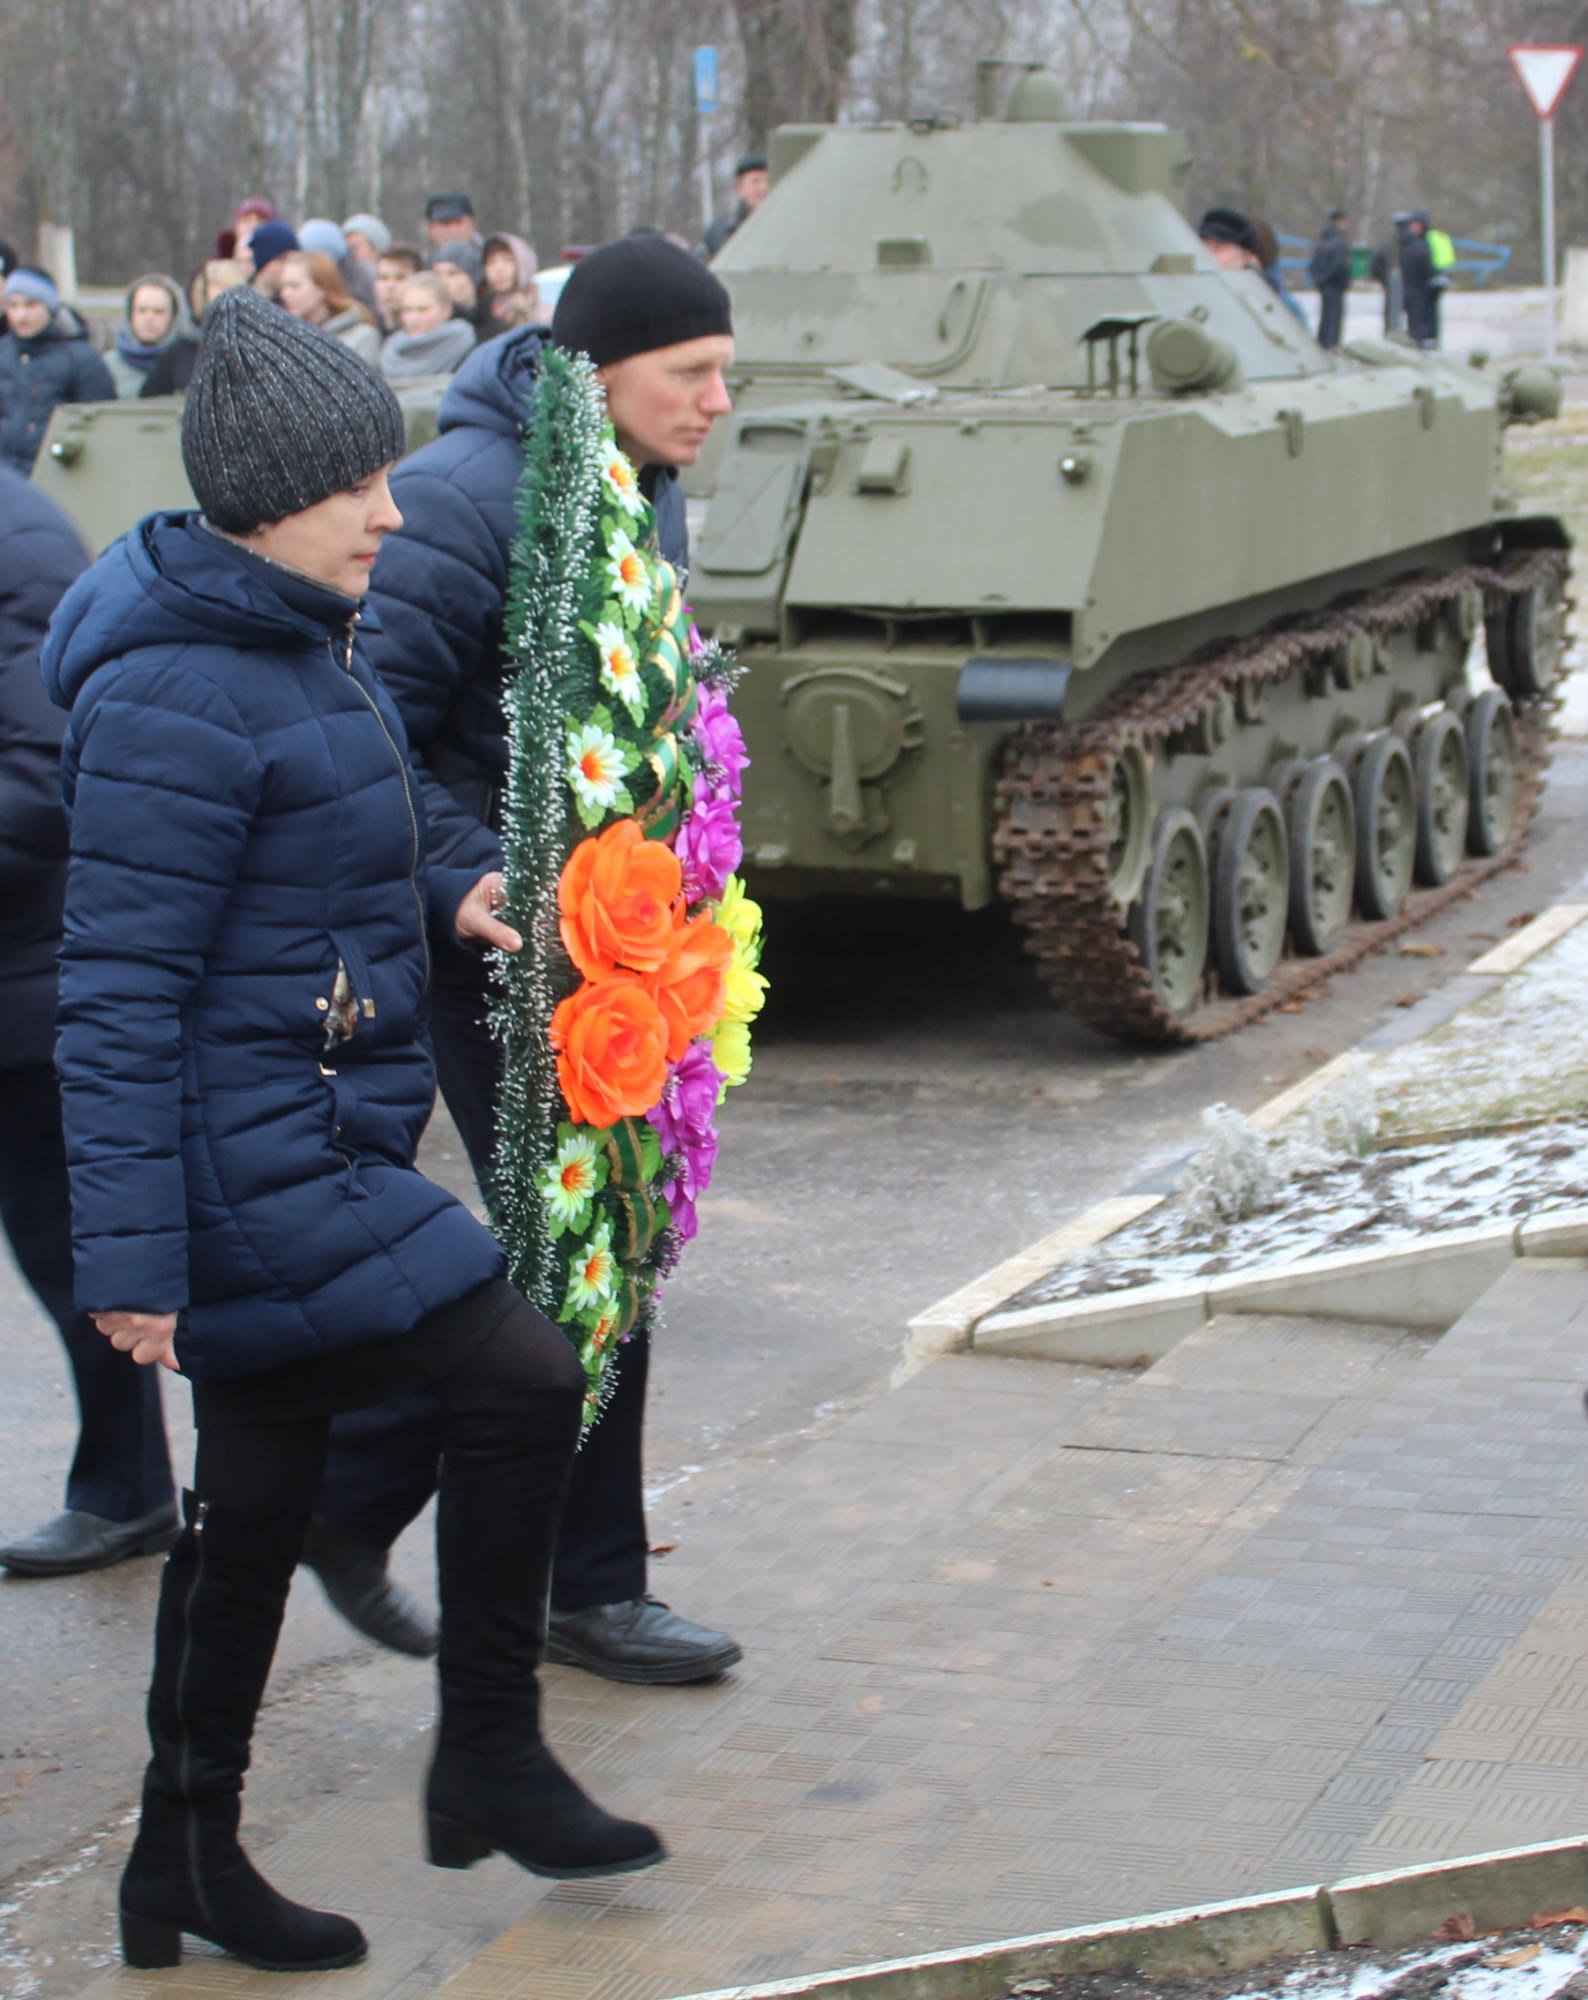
[46,508,503,1378]
[44,290,661,1979]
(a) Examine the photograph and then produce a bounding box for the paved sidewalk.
[71,1253,1588,2000]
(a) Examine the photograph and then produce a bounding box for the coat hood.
[483,232,538,290]
[436,323,550,440]
[118,272,196,354]
[42,513,372,711]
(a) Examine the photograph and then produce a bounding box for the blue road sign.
[694,46,718,116]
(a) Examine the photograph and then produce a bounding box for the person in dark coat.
[0,472,178,1578]
[1309,207,1352,349]
[44,289,662,1976]
[700,152,769,259]
[1400,211,1439,347]
[307,235,740,1687]
[0,268,116,472]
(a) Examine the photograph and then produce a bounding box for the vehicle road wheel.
[1411,709,1470,886]
[1212,787,1289,995]
[1465,689,1519,856]
[1287,757,1355,956]
[1103,739,1153,909]
[1492,576,1566,700]
[1127,808,1210,1019]
[1352,732,1416,920]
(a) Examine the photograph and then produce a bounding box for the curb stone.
[974,1212,1588,1362]
[654,1838,1588,2000]
[904,898,1588,1368]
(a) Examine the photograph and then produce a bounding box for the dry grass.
[1504,405,1588,554]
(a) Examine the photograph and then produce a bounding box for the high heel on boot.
[120,1909,181,1970]
[121,1493,367,1971]
[431,1359,665,1882]
[120,1843,368,1970]
[425,1746,664,1880]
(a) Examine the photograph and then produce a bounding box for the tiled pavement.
[73,1259,1588,2000]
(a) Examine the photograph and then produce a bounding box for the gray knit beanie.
[181,288,405,532]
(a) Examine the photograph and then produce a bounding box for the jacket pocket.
[323,929,377,1050]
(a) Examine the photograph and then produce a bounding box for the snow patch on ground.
[1009,1094,1588,1310]
[1004,1919,1588,2000]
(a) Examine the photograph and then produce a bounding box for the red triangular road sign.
[1509,44,1583,120]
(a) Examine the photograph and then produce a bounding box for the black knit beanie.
[181,288,405,532]
[551,235,732,368]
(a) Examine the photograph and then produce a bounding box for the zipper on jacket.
[331,620,432,994]
[177,1500,219,1937]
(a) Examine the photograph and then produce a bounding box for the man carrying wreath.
[304,234,745,1687]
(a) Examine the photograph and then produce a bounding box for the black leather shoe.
[0,1502,181,1577]
[300,1517,438,1658]
[546,1596,742,1685]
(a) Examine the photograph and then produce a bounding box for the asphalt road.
[5,739,1588,1996]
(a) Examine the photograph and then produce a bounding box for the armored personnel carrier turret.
[688,66,1569,1040]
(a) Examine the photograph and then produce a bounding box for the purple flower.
[693,682,748,800]
[648,1041,721,1154]
[646,1043,721,1237]
[676,776,742,904]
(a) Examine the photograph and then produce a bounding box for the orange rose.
[559,819,683,979]
[641,913,733,1061]
[550,977,671,1128]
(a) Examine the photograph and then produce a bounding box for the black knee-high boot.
[119,1493,367,1971]
[425,1387,665,1879]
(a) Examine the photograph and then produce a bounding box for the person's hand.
[92,1311,181,1371]
[455,871,522,954]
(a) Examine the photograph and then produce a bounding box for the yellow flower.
[722,954,768,1026]
[713,1017,753,1096]
[715,876,763,964]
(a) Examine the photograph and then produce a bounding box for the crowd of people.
[0,188,556,476]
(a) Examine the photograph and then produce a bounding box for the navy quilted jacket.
[0,468,87,1067]
[41,513,503,1383]
[366,327,686,887]
[0,311,116,473]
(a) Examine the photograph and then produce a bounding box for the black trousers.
[1317,284,1346,350]
[317,985,651,1610]
[194,1284,583,1524]
[0,1062,173,1522]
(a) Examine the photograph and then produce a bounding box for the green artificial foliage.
[486,346,609,1327]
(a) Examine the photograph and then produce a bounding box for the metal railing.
[1277,233,1512,289]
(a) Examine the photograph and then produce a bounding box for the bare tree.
[734,0,858,143]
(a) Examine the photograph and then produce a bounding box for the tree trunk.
[733,0,858,146]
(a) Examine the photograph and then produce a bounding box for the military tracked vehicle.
[688,66,1570,1041]
[30,377,450,556]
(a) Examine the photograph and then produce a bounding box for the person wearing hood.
[0,268,115,473]
[306,235,743,1689]
[279,249,382,368]
[379,270,476,380]
[481,232,540,331]
[43,287,663,1975]
[106,274,198,399]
